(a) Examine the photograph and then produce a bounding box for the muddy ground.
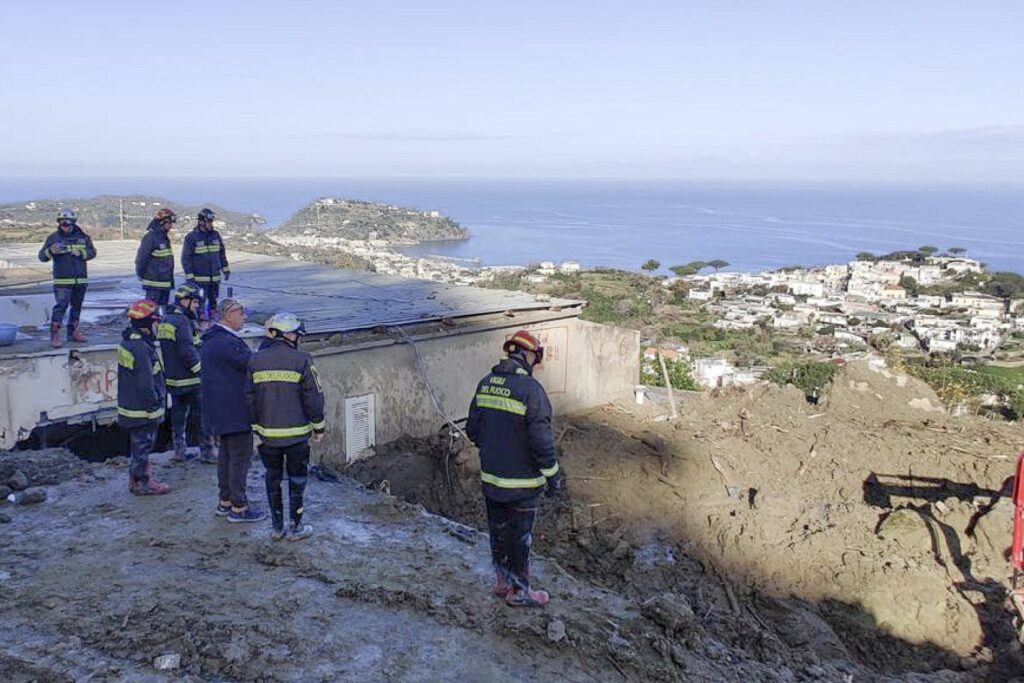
[1,360,1022,681]
[347,361,1024,682]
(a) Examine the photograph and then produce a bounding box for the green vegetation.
[904,360,1024,418]
[640,352,698,391]
[766,361,839,402]
[641,259,661,272]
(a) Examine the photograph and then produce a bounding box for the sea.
[1,178,1021,274]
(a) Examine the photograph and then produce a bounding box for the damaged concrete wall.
[310,316,639,467]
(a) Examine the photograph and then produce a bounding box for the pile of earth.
[346,361,1024,681]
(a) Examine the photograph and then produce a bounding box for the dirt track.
[348,361,1024,682]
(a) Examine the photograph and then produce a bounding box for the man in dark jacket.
[38,208,96,347]
[246,312,325,541]
[159,284,214,463]
[466,330,566,607]
[200,298,266,523]
[117,299,169,496]
[135,208,176,307]
[181,208,230,317]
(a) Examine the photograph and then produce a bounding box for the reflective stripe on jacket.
[38,227,96,286]
[245,338,326,448]
[181,227,229,282]
[465,357,559,502]
[158,303,202,395]
[135,221,174,290]
[117,329,166,429]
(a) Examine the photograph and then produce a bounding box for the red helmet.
[503,329,544,363]
[127,298,161,321]
[155,208,177,223]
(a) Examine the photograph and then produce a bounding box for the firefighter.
[466,329,566,606]
[38,208,96,347]
[181,208,230,317]
[159,284,214,463]
[135,208,176,307]
[246,312,325,541]
[117,299,170,495]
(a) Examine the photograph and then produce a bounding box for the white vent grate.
[344,393,376,462]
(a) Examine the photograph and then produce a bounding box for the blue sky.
[1,1,1021,180]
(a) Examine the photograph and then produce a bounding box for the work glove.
[223,269,231,281]
[50,242,68,255]
[545,469,567,498]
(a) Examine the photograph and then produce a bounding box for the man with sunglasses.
[135,207,177,308]
[466,329,567,607]
[38,208,96,347]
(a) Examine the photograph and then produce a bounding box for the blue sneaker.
[228,506,267,523]
[215,502,231,517]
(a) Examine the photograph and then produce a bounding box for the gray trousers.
[217,431,253,508]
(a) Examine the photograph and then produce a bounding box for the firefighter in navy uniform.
[181,208,230,316]
[117,299,170,495]
[246,312,325,541]
[466,330,566,607]
[158,284,215,463]
[38,208,96,347]
[135,208,176,307]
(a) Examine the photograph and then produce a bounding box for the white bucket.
[634,385,646,405]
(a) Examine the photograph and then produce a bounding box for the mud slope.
[3,447,961,683]
[348,361,1024,681]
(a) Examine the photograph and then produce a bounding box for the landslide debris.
[348,361,1024,681]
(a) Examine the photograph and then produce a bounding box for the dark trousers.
[259,441,310,530]
[486,494,540,590]
[144,287,170,307]
[128,425,158,481]
[169,391,213,456]
[52,285,87,332]
[217,431,253,508]
[203,282,220,313]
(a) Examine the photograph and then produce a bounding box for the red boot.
[132,466,170,495]
[68,323,87,343]
[50,322,62,348]
[506,585,550,607]
[494,569,510,597]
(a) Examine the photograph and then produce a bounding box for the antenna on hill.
[119,199,125,240]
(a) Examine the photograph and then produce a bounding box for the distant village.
[641,255,1024,390]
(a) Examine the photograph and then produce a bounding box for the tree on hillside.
[670,264,698,277]
[641,259,661,272]
[856,252,876,261]
[685,260,707,271]
[985,272,1024,300]
[707,259,729,271]
[918,245,939,256]
[948,246,967,256]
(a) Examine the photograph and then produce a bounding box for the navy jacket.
[135,221,174,290]
[38,226,96,286]
[245,339,326,448]
[158,303,202,395]
[200,324,253,436]
[117,329,166,429]
[181,227,229,284]
[465,357,559,502]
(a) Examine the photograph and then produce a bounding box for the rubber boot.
[505,572,549,607]
[137,465,170,495]
[50,322,62,348]
[494,569,511,597]
[68,322,87,343]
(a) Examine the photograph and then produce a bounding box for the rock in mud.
[0,511,11,523]
[8,470,29,491]
[153,653,181,670]
[642,593,696,635]
[876,507,932,549]
[15,488,47,505]
[0,485,11,501]
[612,539,631,559]
[547,619,566,643]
